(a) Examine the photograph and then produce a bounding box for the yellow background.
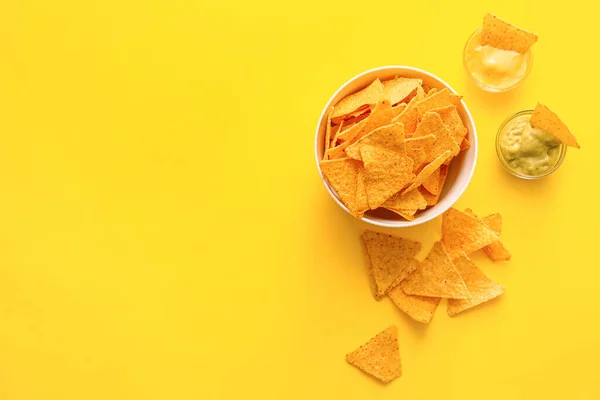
[0,1,598,399]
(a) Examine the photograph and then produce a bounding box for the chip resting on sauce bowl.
[314,66,477,228]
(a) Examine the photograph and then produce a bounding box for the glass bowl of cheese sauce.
[496,110,567,179]
[464,28,533,92]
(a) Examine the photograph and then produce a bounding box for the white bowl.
[314,66,478,228]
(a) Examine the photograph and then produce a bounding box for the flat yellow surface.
[0,1,598,399]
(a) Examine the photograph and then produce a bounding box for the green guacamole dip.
[499,114,562,176]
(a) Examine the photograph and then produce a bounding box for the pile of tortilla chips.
[347,208,509,383]
[480,13,538,54]
[361,207,509,324]
[320,77,470,220]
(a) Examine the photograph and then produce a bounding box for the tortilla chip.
[346,325,402,383]
[383,189,427,212]
[392,210,416,220]
[464,209,511,261]
[530,103,579,148]
[326,100,394,159]
[401,241,471,299]
[391,97,419,133]
[331,104,370,125]
[401,150,451,196]
[391,102,407,118]
[319,158,361,213]
[481,13,538,54]
[361,230,421,298]
[415,85,426,101]
[331,78,384,120]
[414,112,460,163]
[323,106,334,158]
[460,138,470,151]
[426,88,438,97]
[360,144,415,209]
[345,122,406,160]
[355,167,369,218]
[388,286,441,323]
[422,167,442,195]
[430,105,468,146]
[405,134,436,171]
[447,255,505,316]
[441,208,500,260]
[383,77,422,106]
[416,88,455,116]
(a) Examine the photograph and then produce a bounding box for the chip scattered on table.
[361,230,421,299]
[401,241,471,299]
[441,207,499,260]
[447,255,505,316]
[346,325,402,383]
[464,209,511,261]
[388,285,441,324]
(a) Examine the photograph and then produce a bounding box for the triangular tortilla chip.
[391,96,419,133]
[388,285,441,323]
[405,134,436,171]
[383,77,422,106]
[464,209,511,261]
[530,103,579,148]
[441,208,499,260]
[413,112,460,164]
[361,230,421,299]
[346,325,402,383]
[481,13,538,54]
[383,189,427,211]
[401,241,471,299]
[447,256,505,316]
[319,158,361,213]
[415,88,455,116]
[331,78,384,120]
[345,122,406,160]
[401,150,451,196]
[419,164,449,206]
[430,105,468,146]
[422,167,442,195]
[355,167,369,218]
[360,144,415,209]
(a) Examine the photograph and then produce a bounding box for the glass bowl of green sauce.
[496,110,566,179]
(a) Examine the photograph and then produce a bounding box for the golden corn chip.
[426,88,438,97]
[530,103,580,148]
[420,164,449,206]
[460,138,471,152]
[390,209,416,221]
[401,150,451,196]
[383,77,422,106]
[326,100,394,159]
[447,255,505,316]
[414,112,460,164]
[361,230,421,298]
[422,167,442,195]
[360,144,415,209]
[388,285,441,324]
[320,158,361,212]
[346,325,402,383]
[331,104,370,125]
[383,189,427,212]
[391,96,419,133]
[345,122,406,160]
[401,241,471,299]
[323,106,334,158]
[415,84,426,101]
[405,134,436,171]
[391,102,407,118]
[481,13,538,54]
[416,88,455,116]
[331,78,384,120]
[441,208,499,260]
[430,105,468,146]
[355,167,370,218]
[463,209,511,261]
